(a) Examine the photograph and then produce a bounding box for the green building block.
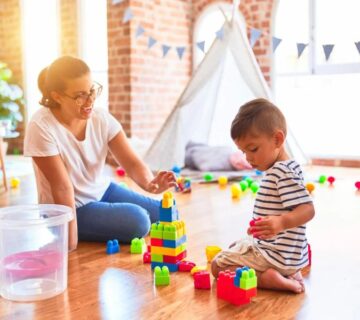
[240,268,257,290]
[151,253,163,263]
[150,223,164,239]
[245,177,253,187]
[162,225,177,240]
[130,237,146,254]
[319,175,327,184]
[154,266,170,286]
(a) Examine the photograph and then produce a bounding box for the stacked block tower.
[150,192,187,272]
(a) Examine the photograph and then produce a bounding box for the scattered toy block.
[194,271,211,290]
[178,260,196,272]
[190,265,207,275]
[154,266,170,286]
[205,246,222,262]
[130,237,146,254]
[106,239,120,254]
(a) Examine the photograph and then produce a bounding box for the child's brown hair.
[231,98,287,140]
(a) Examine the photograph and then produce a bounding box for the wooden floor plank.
[1,159,360,319]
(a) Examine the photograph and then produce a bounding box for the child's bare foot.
[258,268,304,293]
[288,271,305,292]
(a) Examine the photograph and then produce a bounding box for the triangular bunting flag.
[122,7,133,24]
[135,25,145,38]
[162,45,171,57]
[272,37,282,53]
[296,43,308,58]
[355,42,360,55]
[215,28,224,40]
[196,41,205,53]
[176,47,186,60]
[322,44,334,61]
[148,37,157,49]
[250,28,262,47]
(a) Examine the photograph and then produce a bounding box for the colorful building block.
[163,235,187,248]
[217,268,257,306]
[106,239,120,254]
[154,266,170,286]
[130,237,146,254]
[194,271,211,290]
[163,250,187,264]
[175,177,192,193]
[178,260,196,272]
[150,223,164,239]
[205,246,222,262]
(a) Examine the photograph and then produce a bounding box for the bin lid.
[0,204,73,229]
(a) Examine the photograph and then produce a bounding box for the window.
[22,0,60,121]
[78,0,109,109]
[273,0,360,159]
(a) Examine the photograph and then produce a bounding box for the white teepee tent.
[144,4,306,170]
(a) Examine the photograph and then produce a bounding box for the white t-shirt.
[24,107,122,208]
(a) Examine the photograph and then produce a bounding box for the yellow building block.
[190,265,208,275]
[151,243,186,256]
[205,246,222,262]
[162,191,174,208]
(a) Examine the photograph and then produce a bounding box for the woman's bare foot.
[258,268,304,293]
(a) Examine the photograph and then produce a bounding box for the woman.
[24,56,176,251]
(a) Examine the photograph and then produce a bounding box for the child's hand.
[249,216,284,240]
[147,171,177,194]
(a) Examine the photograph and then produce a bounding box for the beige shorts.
[214,238,298,277]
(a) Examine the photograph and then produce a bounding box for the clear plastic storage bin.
[0,204,73,301]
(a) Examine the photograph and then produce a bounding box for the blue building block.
[151,261,179,272]
[234,266,250,287]
[159,200,179,222]
[163,235,187,248]
[172,165,182,175]
[106,239,120,254]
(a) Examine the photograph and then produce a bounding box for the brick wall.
[0,0,24,154]
[107,0,192,139]
[60,0,79,56]
[107,0,132,135]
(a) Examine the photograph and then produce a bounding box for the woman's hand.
[147,171,177,194]
[249,216,285,240]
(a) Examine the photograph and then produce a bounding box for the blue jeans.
[76,182,160,243]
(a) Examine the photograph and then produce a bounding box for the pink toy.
[327,176,335,185]
[194,271,211,290]
[3,250,62,280]
[178,260,196,272]
[249,218,262,238]
[116,167,126,177]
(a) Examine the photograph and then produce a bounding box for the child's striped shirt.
[253,160,312,270]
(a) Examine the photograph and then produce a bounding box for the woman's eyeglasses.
[62,82,103,106]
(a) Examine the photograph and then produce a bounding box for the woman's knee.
[126,205,151,239]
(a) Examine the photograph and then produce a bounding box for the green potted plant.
[0,62,24,136]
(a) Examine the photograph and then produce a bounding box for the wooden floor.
[1,158,360,319]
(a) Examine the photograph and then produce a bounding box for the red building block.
[163,250,187,264]
[308,244,312,267]
[194,271,211,290]
[150,238,163,247]
[178,260,196,272]
[143,252,151,263]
